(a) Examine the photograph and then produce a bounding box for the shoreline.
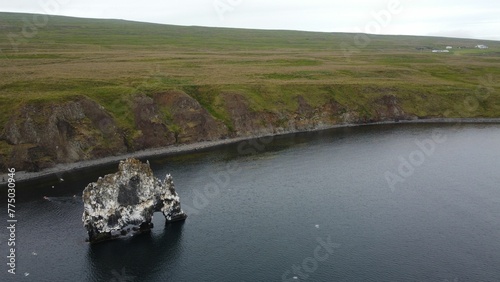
[2,117,500,184]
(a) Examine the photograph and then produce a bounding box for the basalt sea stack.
[82,158,187,243]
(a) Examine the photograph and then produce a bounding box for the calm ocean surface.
[1,123,500,281]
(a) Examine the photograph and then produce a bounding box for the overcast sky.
[1,0,499,40]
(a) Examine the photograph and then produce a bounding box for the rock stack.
[82,158,187,243]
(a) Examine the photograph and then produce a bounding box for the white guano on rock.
[82,158,187,243]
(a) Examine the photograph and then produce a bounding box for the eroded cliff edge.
[0,89,415,172]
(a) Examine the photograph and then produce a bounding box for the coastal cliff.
[1,13,498,172]
[0,90,413,172]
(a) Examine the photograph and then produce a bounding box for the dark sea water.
[1,123,500,282]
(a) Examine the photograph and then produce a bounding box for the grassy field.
[1,12,500,134]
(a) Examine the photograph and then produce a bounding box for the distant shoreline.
[2,117,500,185]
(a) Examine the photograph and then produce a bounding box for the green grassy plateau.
[1,12,499,138]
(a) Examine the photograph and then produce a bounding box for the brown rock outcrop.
[132,95,176,150]
[154,91,228,143]
[2,97,127,171]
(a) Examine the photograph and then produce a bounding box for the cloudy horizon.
[1,0,499,41]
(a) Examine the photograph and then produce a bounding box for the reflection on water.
[86,222,185,281]
[43,196,82,204]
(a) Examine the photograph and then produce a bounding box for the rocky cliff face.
[0,92,413,171]
[82,158,187,243]
[131,95,176,150]
[153,91,228,143]
[1,97,127,171]
[223,93,277,136]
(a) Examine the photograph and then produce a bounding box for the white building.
[432,50,450,53]
[475,45,489,49]
[446,46,453,49]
